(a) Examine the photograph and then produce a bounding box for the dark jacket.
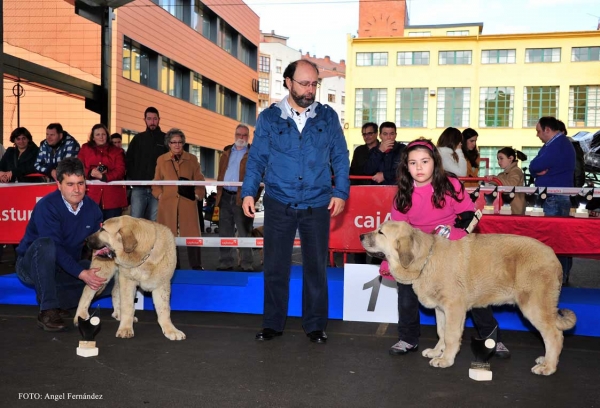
[216,143,262,207]
[350,142,379,185]
[34,132,80,177]
[0,143,42,182]
[241,99,350,209]
[364,141,406,185]
[125,126,168,181]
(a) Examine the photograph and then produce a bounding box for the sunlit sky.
[244,0,600,62]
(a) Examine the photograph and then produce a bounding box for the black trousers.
[397,282,501,345]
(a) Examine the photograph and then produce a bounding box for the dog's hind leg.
[73,259,117,326]
[518,296,563,376]
[423,307,445,358]
[152,284,185,341]
[115,275,138,339]
[429,308,465,368]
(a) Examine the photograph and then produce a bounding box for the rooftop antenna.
[587,13,600,29]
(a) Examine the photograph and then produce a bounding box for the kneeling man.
[16,157,110,331]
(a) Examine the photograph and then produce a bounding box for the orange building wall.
[358,0,407,38]
[113,0,259,150]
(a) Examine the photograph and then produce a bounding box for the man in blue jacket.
[530,116,576,283]
[16,158,109,332]
[241,60,350,344]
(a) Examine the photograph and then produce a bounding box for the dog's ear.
[118,227,138,253]
[396,232,415,268]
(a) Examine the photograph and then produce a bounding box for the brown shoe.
[37,309,68,332]
[58,309,70,319]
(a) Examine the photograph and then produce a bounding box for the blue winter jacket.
[242,99,350,209]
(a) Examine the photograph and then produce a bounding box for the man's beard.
[235,139,248,148]
[290,88,315,109]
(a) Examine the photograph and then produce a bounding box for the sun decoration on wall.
[364,14,398,32]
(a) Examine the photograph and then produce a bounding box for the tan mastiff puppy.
[360,221,576,376]
[74,215,185,341]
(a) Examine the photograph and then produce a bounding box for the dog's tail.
[556,309,577,331]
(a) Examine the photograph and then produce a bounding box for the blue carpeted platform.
[1,267,598,337]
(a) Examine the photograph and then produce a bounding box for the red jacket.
[78,142,128,210]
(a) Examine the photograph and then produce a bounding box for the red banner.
[0,184,58,244]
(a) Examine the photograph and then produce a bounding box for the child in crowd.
[380,138,510,358]
[489,147,528,215]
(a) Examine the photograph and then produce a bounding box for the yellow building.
[346,10,600,175]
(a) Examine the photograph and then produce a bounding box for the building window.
[161,58,183,98]
[328,91,336,103]
[259,78,269,95]
[520,147,541,180]
[569,85,600,127]
[197,2,217,42]
[159,0,184,20]
[447,30,469,36]
[259,56,270,73]
[523,86,559,127]
[341,94,345,105]
[355,89,387,127]
[439,51,472,65]
[120,129,138,152]
[525,48,561,63]
[572,47,600,62]
[436,88,471,128]
[395,88,427,128]
[408,31,431,37]
[123,37,152,86]
[275,59,282,74]
[356,52,388,66]
[340,110,345,125]
[275,80,282,93]
[397,51,430,66]
[481,49,516,64]
[217,85,237,119]
[479,87,514,128]
[202,78,216,110]
[219,20,234,54]
[238,96,256,126]
[191,73,203,106]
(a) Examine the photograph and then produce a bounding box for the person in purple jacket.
[379,138,510,358]
[16,157,111,332]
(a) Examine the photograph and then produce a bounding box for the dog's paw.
[73,312,90,327]
[422,348,443,358]
[164,328,186,341]
[429,357,454,368]
[115,327,135,338]
[531,362,556,376]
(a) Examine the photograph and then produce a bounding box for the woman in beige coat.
[152,128,205,269]
[492,147,528,215]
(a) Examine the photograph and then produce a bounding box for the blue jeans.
[397,283,501,345]
[15,238,112,311]
[262,195,330,333]
[543,194,573,282]
[130,187,158,221]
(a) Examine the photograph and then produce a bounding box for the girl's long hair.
[462,128,480,168]
[437,127,463,163]
[395,138,464,213]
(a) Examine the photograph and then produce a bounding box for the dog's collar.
[115,227,157,269]
[417,241,435,277]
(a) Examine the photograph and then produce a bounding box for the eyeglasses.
[291,78,320,88]
[362,131,376,137]
[169,141,184,145]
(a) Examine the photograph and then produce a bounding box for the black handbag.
[171,161,196,201]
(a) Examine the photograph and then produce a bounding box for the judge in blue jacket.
[241,60,350,344]
[16,157,110,332]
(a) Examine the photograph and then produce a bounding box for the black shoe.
[255,328,283,341]
[217,266,233,271]
[58,309,70,319]
[242,267,254,272]
[192,266,204,271]
[37,309,68,332]
[307,330,327,344]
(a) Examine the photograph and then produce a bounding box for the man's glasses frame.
[291,78,320,88]
[362,131,377,137]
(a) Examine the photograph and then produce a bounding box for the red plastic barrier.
[0,184,57,244]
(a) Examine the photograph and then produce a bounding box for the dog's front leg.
[74,259,117,326]
[115,275,137,339]
[152,284,185,341]
[423,308,446,358]
[429,308,465,368]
